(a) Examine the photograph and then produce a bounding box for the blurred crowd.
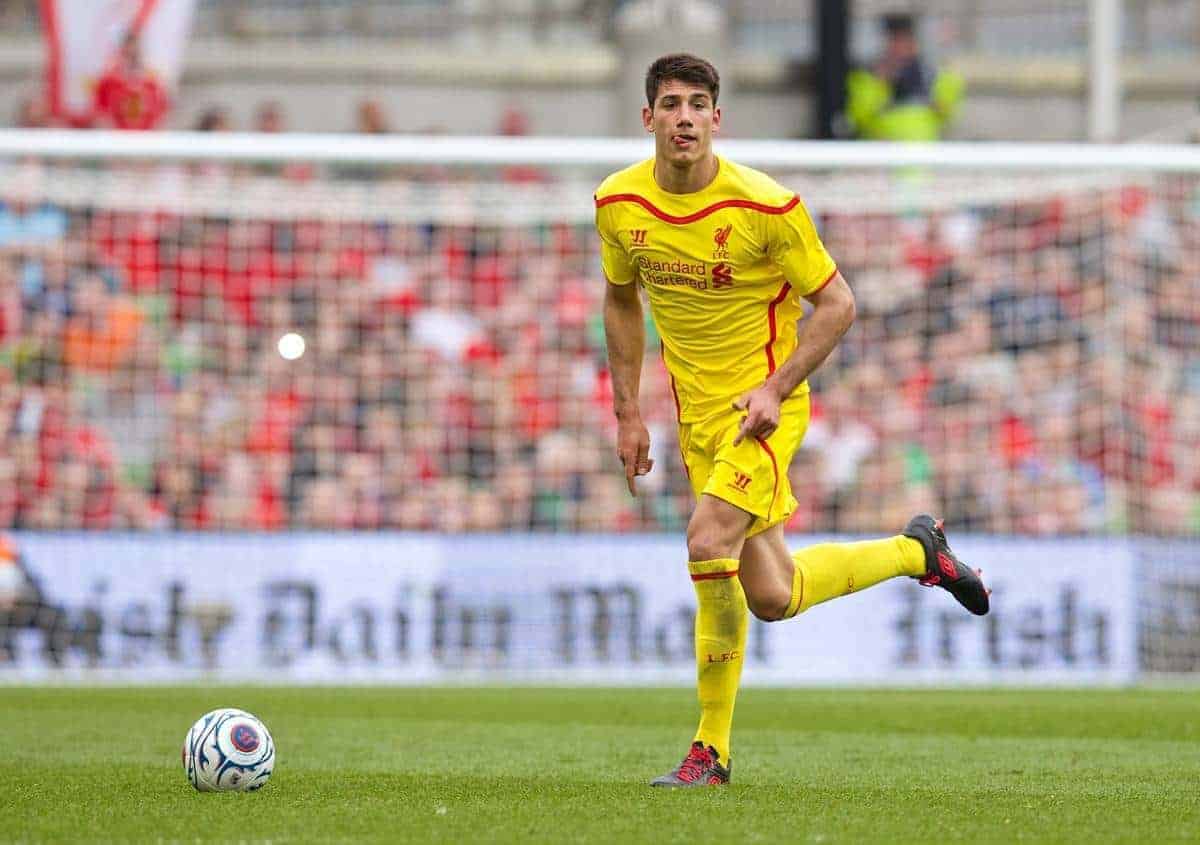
[0,163,1197,536]
[810,180,1200,537]
[16,89,451,138]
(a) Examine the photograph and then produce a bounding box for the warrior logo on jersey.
[713,223,732,259]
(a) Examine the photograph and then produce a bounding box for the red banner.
[41,0,196,128]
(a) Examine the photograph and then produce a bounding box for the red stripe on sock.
[690,570,739,582]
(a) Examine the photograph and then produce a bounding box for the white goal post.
[1,129,1200,171]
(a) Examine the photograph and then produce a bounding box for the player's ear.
[712,105,721,134]
[642,105,654,133]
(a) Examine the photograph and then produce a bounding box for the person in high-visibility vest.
[846,13,964,141]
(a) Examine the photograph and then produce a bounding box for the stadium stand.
[0,158,1196,536]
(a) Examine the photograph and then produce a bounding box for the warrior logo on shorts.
[231,723,260,753]
[729,472,752,492]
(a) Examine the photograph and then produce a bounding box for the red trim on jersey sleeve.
[594,193,800,225]
[806,268,839,296]
[764,281,792,374]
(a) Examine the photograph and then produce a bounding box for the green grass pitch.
[2,686,1197,843]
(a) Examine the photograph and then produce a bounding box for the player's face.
[642,79,720,168]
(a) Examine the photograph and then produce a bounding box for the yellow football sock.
[688,557,747,767]
[784,536,926,618]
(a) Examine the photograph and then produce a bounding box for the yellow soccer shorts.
[677,393,810,537]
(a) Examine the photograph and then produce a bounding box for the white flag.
[41,0,197,126]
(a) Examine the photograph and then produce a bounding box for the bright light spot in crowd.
[277,332,306,360]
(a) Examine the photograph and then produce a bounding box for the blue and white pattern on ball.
[182,708,275,792]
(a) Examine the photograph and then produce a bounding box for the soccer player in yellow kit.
[597,54,991,787]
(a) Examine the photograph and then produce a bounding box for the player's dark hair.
[645,54,720,109]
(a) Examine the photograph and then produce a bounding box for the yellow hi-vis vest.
[845,67,965,141]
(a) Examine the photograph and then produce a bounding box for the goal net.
[0,133,1196,679]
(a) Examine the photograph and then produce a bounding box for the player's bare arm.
[603,279,654,495]
[733,272,855,445]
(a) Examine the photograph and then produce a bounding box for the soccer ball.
[182,708,275,792]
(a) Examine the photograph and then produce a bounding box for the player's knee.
[745,590,791,623]
[687,537,734,563]
[686,523,738,563]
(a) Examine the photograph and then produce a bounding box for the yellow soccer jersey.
[595,156,837,423]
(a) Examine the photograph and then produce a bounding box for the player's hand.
[732,386,782,446]
[616,416,653,497]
